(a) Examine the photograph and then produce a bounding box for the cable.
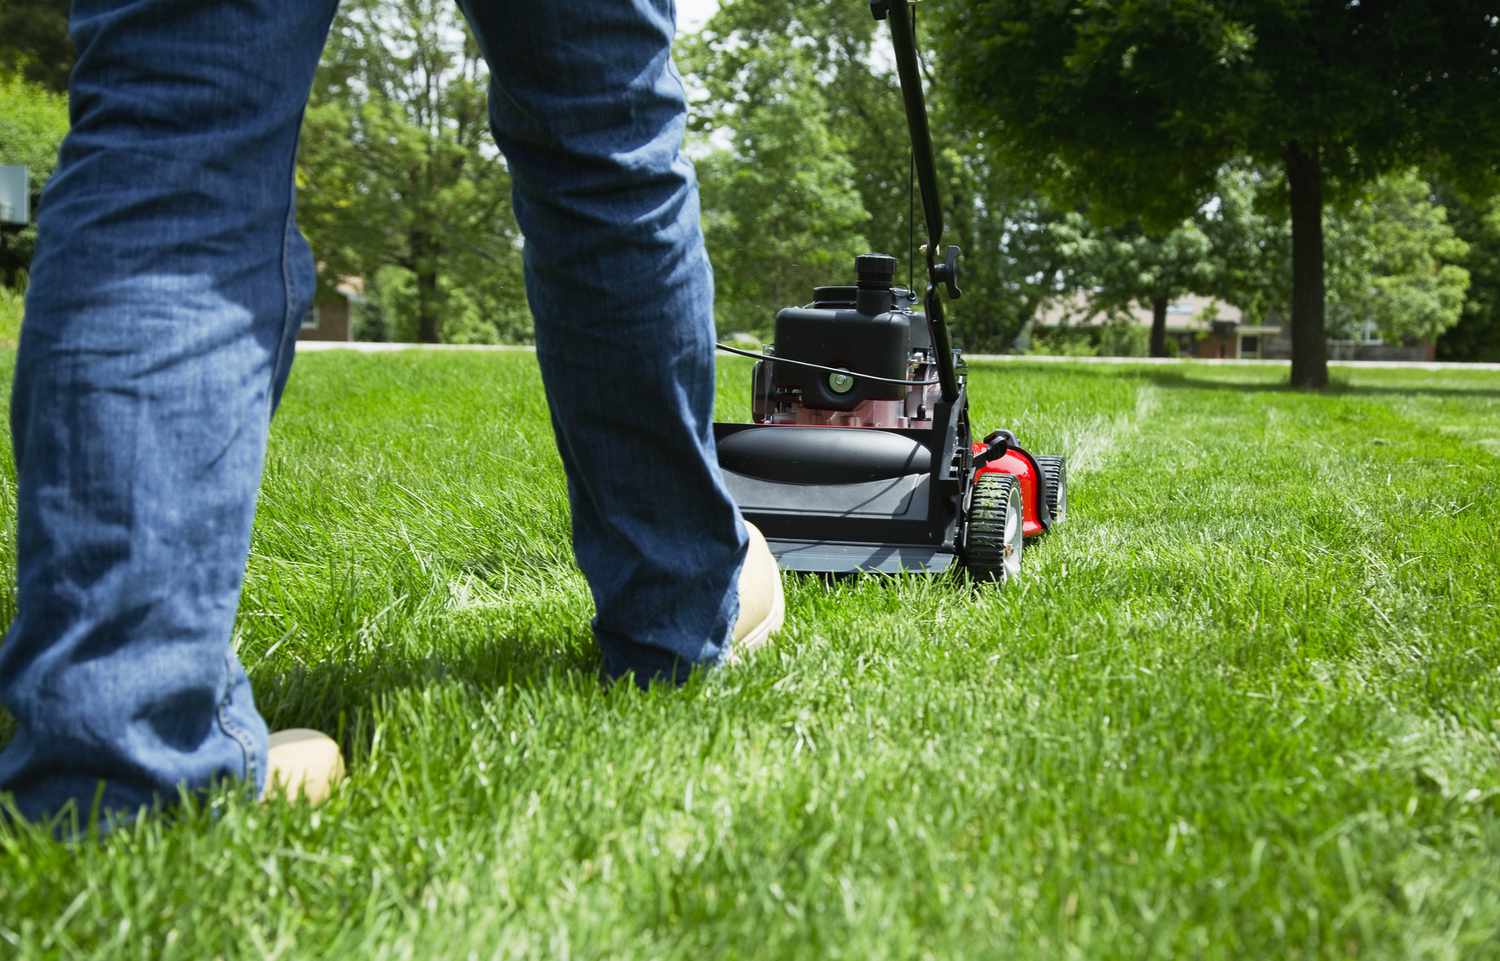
[907,1,917,293]
[714,342,940,386]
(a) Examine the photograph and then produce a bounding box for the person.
[0,0,783,826]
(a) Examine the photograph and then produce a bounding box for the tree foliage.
[0,75,69,286]
[1207,166,1471,344]
[0,0,71,94]
[1327,172,1469,344]
[297,0,525,343]
[691,51,871,337]
[933,0,1500,384]
[1049,214,1215,356]
[1436,192,1500,362]
[683,0,1077,351]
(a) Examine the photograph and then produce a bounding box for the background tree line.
[2,0,1498,379]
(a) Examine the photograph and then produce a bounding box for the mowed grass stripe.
[0,353,1497,960]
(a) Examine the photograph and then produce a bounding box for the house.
[1032,293,1281,359]
[1032,293,1436,360]
[298,277,363,343]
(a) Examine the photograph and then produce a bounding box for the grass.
[1,350,1498,960]
[0,287,23,349]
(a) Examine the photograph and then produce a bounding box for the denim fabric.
[0,0,744,824]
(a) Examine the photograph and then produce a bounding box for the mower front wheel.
[964,472,1023,582]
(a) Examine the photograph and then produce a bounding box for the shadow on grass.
[992,361,1500,400]
[249,627,607,755]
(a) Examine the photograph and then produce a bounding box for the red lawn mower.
[712,0,1066,580]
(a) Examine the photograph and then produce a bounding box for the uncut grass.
[1,353,1498,959]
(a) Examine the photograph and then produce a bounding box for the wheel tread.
[965,472,1019,581]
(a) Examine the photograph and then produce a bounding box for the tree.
[0,0,71,94]
[1326,171,1469,345]
[935,0,1500,387]
[0,75,69,286]
[1436,191,1500,362]
[297,0,525,343]
[684,0,1076,352]
[691,49,871,336]
[1050,214,1215,356]
[684,0,909,260]
[1206,165,1471,347]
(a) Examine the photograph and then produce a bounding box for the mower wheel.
[965,472,1023,582]
[1036,455,1067,525]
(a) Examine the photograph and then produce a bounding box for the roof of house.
[1034,292,1279,335]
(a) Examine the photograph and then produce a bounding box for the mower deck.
[760,539,957,575]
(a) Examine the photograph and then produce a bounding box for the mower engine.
[751,254,946,430]
[708,0,1067,579]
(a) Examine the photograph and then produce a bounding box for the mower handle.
[872,0,943,254]
[872,0,962,403]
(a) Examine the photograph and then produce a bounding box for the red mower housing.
[972,443,1047,538]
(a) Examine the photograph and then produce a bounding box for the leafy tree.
[935,0,1500,387]
[1050,214,1215,356]
[1326,172,1469,345]
[684,0,909,260]
[1207,166,1470,346]
[0,0,71,94]
[0,75,69,286]
[1436,192,1500,362]
[297,0,525,343]
[692,49,871,336]
[685,0,1077,351]
[937,141,1079,352]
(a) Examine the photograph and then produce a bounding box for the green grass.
[0,287,23,349]
[2,352,1499,960]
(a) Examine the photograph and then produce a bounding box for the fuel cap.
[855,253,897,289]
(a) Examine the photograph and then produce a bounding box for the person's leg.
[452,0,749,683]
[0,0,339,824]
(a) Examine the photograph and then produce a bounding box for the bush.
[1028,321,1150,357]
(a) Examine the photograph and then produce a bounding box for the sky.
[678,0,720,33]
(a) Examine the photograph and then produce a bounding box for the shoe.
[724,521,785,664]
[261,729,345,804]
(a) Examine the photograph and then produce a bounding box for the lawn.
[2,351,1498,960]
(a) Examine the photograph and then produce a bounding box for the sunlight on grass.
[1,353,1498,960]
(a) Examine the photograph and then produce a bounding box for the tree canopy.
[0,75,68,286]
[0,0,70,94]
[297,0,525,344]
[934,0,1500,385]
[2,0,1497,361]
[1436,191,1500,361]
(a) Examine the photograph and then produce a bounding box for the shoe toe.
[263,728,345,804]
[728,522,785,662]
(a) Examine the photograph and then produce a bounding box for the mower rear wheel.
[1036,455,1067,525]
[965,472,1023,582]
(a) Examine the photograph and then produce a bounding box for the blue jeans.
[0,0,745,824]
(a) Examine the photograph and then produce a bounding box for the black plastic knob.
[855,253,897,290]
[933,245,962,299]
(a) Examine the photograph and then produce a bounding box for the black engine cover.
[772,305,911,411]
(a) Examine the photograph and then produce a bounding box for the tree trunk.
[412,227,441,343]
[1284,141,1328,389]
[416,267,440,343]
[1149,295,1169,357]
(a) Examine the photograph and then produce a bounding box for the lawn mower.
[711,0,1067,579]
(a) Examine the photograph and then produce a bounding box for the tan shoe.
[261,729,345,804]
[724,521,785,664]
